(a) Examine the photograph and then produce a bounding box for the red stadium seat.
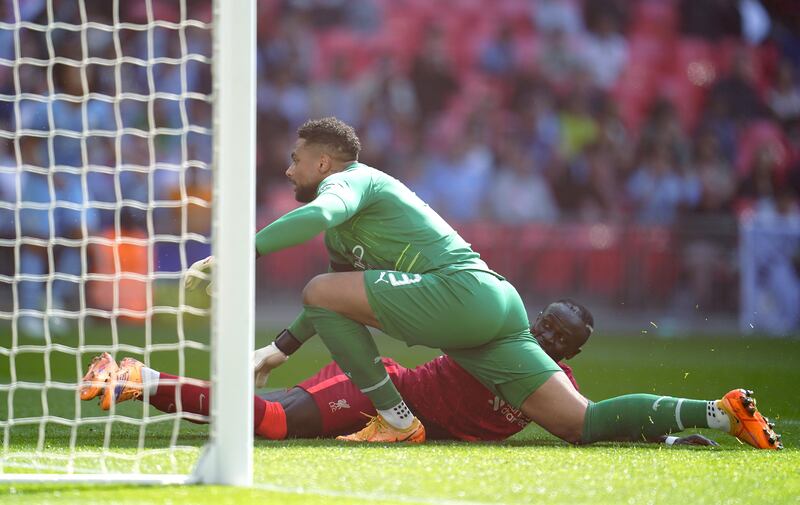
[629,35,674,76]
[581,225,624,298]
[458,221,511,276]
[627,227,678,302]
[735,120,792,178]
[259,239,327,290]
[671,37,720,86]
[312,29,377,80]
[532,246,577,295]
[613,65,657,130]
[659,74,707,130]
[631,0,677,39]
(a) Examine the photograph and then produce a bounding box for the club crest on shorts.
[329,399,351,412]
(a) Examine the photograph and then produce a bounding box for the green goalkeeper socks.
[304,305,403,410]
[581,394,708,443]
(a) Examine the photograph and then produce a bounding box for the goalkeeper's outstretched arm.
[254,192,349,256]
[185,193,348,291]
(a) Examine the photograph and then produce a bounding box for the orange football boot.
[100,357,144,410]
[718,388,783,450]
[337,414,426,443]
[79,352,118,401]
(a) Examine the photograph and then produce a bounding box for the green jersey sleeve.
[255,166,374,257]
[254,192,350,256]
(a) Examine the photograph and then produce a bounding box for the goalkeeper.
[80,300,715,447]
[186,117,781,449]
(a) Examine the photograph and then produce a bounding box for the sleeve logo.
[374,271,422,287]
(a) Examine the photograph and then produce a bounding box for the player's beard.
[294,182,319,203]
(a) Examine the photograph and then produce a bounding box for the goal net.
[0,0,254,484]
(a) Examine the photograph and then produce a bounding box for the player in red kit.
[79,300,716,446]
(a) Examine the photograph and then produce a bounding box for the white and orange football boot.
[337,414,426,443]
[718,388,783,450]
[79,352,118,401]
[100,357,145,411]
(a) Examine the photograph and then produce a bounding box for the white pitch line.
[253,482,515,505]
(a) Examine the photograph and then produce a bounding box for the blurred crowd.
[1,0,800,333]
[0,0,214,334]
[256,0,800,231]
[251,0,800,329]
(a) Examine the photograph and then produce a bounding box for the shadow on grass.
[0,483,183,496]
[252,436,744,452]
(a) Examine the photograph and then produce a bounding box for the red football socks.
[255,400,287,440]
[149,373,210,417]
[149,373,287,439]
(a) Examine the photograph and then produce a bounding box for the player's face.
[532,303,590,362]
[286,139,326,203]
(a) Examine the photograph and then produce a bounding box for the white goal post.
[0,0,255,486]
[199,0,255,487]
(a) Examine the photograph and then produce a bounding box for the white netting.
[0,0,213,476]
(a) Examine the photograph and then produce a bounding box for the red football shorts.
[297,358,406,436]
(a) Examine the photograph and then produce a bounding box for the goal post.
[0,0,255,486]
[195,0,255,486]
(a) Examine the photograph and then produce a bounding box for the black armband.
[274,329,302,356]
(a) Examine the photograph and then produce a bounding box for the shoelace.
[362,412,383,427]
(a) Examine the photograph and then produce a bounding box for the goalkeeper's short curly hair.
[298,117,361,161]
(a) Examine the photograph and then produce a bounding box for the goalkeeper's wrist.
[273,329,302,356]
[664,436,679,446]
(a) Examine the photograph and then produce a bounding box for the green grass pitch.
[0,317,798,504]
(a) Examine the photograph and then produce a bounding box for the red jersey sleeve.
[557,362,579,391]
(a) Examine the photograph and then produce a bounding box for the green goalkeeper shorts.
[363,268,561,408]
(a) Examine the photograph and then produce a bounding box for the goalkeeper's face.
[532,302,591,362]
[286,139,328,203]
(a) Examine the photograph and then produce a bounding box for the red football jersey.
[395,356,579,441]
[298,355,579,441]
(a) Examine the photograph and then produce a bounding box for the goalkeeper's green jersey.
[256,162,493,275]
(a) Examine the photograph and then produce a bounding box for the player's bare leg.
[302,271,382,328]
[520,372,588,444]
[521,374,782,449]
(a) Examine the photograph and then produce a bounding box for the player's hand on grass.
[185,255,215,295]
[673,434,719,447]
[253,343,289,388]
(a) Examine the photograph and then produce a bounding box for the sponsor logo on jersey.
[488,396,531,428]
[352,245,367,270]
[329,399,351,412]
[374,271,422,287]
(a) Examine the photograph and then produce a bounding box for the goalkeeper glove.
[253,342,289,388]
[185,255,215,295]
